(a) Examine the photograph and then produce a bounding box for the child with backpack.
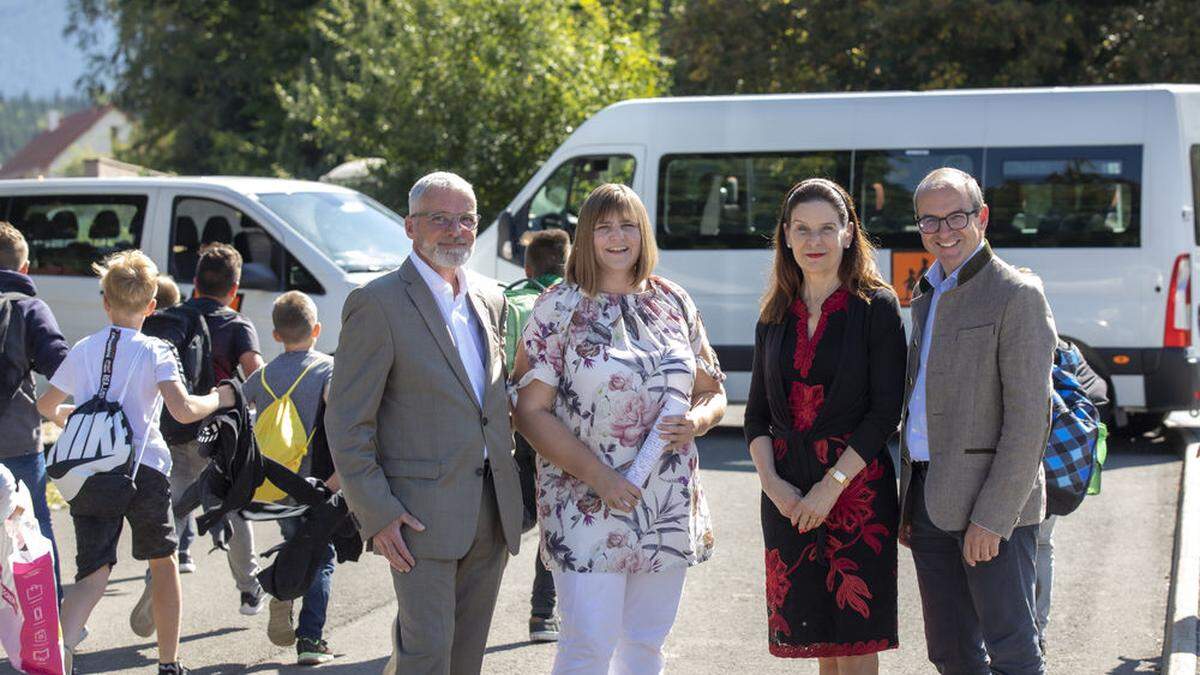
[240,290,337,665]
[0,222,69,597]
[36,250,234,675]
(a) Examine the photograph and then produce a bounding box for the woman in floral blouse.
[514,183,726,675]
[744,178,906,673]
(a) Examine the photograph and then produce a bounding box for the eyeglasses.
[411,211,480,231]
[916,209,979,234]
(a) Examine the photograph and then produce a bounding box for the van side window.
[172,197,283,290]
[286,252,324,295]
[8,194,147,276]
[657,152,852,250]
[985,145,1141,248]
[1191,145,1199,244]
[855,148,984,248]
[500,155,635,265]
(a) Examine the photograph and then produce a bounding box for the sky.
[0,0,114,99]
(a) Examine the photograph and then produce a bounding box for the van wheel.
[1119,412,1167,437]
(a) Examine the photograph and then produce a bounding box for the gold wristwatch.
[826,467,849,486]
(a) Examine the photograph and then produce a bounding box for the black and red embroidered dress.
[745,287,907,658]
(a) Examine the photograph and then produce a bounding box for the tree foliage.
[663,0,1200,94]
[280,0,668,215]
[0,94,89,166]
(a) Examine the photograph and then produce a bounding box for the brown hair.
[194,243,242,297]
[760,178,890,324]
[566,184,657,296]
[0,222,29,271]
[522,228,570,278]
[155,274,181,309]
[272,291,319,344]
[93,250,158,314]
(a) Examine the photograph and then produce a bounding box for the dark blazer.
[744,286,907,489]
[898,244,1057,539]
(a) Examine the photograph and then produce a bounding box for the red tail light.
[1164,253,1192,348]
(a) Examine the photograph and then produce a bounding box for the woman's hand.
[658,410,703,452]
[590,465,642,512]
[763,474,804,521]
[792,478,843,533]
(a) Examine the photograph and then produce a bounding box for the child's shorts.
[72,466,178,581]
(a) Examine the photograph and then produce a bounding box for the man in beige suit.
[899,168,1056,675]
[326,172,523,674]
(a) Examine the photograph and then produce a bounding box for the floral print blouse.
[518,276,724,574]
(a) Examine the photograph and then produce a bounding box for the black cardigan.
[744,287,907,490]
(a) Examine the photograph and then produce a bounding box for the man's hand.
[372,513,426,573]
[962,522,1001,566]
[898,522,913,548]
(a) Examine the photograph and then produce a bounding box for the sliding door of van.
[164,193,321,365]
[492,148,642,281]
[5,190,154,344]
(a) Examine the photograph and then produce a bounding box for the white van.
[472,84,1200,432]
[0,177,412,361]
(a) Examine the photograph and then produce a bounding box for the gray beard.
[421,240,473,268]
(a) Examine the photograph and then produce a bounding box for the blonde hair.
[272,291,318,344]
[566,184,658,296]
[93,250,158,314]
[155,274,181,309]
[0,222,28,271]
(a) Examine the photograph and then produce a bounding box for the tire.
[1119,412,1167,437]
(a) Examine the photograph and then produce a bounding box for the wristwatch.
[826,467,849,486]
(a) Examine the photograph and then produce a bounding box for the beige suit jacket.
[326,258,522,559]
[899,244,1057,539]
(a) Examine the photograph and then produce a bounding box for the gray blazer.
[326,258,523,559]
[899,244,1057,539]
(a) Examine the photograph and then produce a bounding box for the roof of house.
[0,105,117,179]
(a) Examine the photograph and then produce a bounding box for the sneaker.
[268,598,296,646]
[529,615,560,642]
[158,662,190,674]
[130,580,156,637]
[296,637,335,665]
[177,553,196,574]
[240,586,265,616]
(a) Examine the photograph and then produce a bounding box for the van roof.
[0,175,356,195]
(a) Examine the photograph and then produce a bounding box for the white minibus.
[0,177,411,361]
[472,85,1200,433]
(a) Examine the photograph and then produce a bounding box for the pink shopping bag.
[0,479,64,675]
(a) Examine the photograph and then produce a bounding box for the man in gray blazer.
[326,172,523,674]
[899,168,1056,675]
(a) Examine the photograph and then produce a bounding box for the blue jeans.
[1,453,62,598]
[279,517,336,641]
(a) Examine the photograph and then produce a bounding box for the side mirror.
[497,209,514,261]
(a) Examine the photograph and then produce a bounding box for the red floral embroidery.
[790,288,849,377]
[787,382,824,433]
[765,548,800,638]
[770,639,896,659]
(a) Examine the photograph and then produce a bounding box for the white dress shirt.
[409,253,490,458]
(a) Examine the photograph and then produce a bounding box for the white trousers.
[551,567,687,675]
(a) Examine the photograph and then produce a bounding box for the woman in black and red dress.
[745,178,906,674]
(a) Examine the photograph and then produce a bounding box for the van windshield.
[256,191,412,273]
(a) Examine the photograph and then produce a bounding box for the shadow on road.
[74,627,249,672]
[1107,653,1161,673]
[207,655,389,674]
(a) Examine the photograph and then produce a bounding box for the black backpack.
[0,292,30,419]
[143,303,214,444]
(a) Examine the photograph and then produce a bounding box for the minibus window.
[505,155,636,264]
[172,197,285,290]
[854,148,984,249]
[8,194,147,276]
[657,152,851,250]
[1192,145,1200,243]
[257,192,412,274]
[984,145,1141,248]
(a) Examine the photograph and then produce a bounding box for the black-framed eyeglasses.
[410,211,480,231]
[915,209,979,234]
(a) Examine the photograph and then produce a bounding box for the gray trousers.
[1035,515,1057,639]
[384,474,508,675]
[168,441,260,592]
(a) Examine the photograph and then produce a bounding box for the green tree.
[280,0,669,215]
[68,0,337,177]
[663,0,1200,95]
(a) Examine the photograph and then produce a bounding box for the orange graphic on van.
[892,251,936,307]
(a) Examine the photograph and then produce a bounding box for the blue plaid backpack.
[1044,341,1107,516]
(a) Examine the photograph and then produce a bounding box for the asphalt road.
[2,423,1182,674]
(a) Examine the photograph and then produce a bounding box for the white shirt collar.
[409,252,469,302]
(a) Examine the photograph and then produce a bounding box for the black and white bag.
[46,328,156,515]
